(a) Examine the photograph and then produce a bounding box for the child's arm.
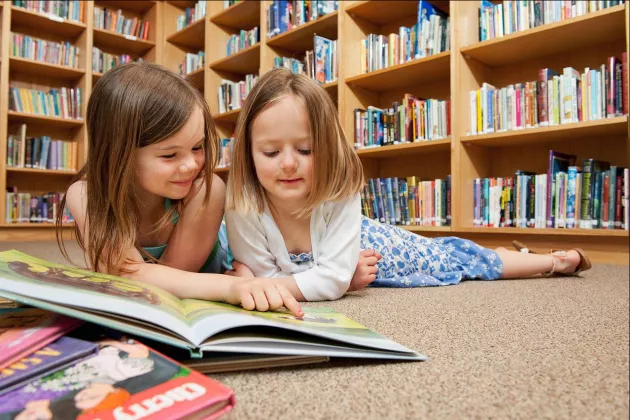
[64,181,303,317]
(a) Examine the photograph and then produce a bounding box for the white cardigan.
[225,193,361,301]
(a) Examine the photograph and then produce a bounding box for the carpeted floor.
[1,241,628,419]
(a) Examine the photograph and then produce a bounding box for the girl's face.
[135,106,206,201]
[250,95,313,207]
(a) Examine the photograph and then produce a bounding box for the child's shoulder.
[66,180,87,203]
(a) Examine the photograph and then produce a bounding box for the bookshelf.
[0,0,162,238]
[1,1,628,266]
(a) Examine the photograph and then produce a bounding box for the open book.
[0,250,426,361]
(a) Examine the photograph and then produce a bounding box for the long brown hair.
[56,62,219,275]
[226,68,363,218]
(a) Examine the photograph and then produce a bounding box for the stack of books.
[0,250,426,418]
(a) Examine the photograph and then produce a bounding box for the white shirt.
[225,193,361,301]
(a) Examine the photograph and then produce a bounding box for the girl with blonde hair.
[226,69,591,302]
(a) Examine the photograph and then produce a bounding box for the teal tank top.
[141,199,233,273]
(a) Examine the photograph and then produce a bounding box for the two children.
[57,63,591,314]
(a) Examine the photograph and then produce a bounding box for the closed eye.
[298,149,312,155]
[263,151,279,157]
[160,154,176,159]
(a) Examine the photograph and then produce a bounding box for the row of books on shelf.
[217,75,258,114]
[10,33,80,69]
[5,189,73,224]
[11,0,84,23]
[9,86,82,121]
[468,55,628,135]
[354,95,451,149]
[361,176,452,227]
[176,0,206,31]
[226,27,259,56]
[267,0,338,39]
[93,7,150,40]
[361,2,449,73]
[92,47,140,74]
[479,0,623,42]
[272,35,337,85]
[305,35,337,84]
[473,152,629,231]
[218,137,234,169]
[181,51,204,76]
[6,124,77,171]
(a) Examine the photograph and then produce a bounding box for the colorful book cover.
[0,339,235,420]
[0,336,97,395]
[546,150,576,228]
[0,250,425,361]
[0,308,83,370]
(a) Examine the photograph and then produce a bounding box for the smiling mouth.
[279,178,302,183]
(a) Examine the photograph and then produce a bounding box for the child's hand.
[226,279,304,317]
[348,249,381,292]
[225,261,255,278]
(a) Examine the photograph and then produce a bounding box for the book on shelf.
[226,28,259,56]
[6,124,78,171]
[0,250,426,362]
[12,0,85,23]
[11,33,80,68]
[93,6,150,40]
[468,54,628,136]
[311,34,337,85]
[479,0,623,42]
[360,1,449,74]
[176,1,206,31]
[217,75,258,114]
[0,337,235,420]
[362,176,451,228]
[0,308,83,370]
[354,94,450,149]
[180,51,204,76]
[473,157,628,231]
[5,190,73,225]
[9,86,82,120]
[92,47,140,74]
[267,0,338,38]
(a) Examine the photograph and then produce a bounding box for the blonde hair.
[56,62,219,275]
[226,68,363,217]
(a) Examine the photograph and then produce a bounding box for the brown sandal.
[512,240,592,276]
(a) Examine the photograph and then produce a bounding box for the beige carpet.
[1,241,628,419]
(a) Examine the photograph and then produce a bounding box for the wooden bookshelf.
[93,28,155,55]
[2,1,628,265]
[9,57,85,80]
[461,117,629,147]
[209,43,260,74]
[210,0,260,30]
[10,6,86,37]
[266,11,338,51]
[356,139,451,159]
[460,4,627,67]
[6,167,78,176]
[213,109,241,124]
[166,17,205,50]
[345,51,450,92]
[0,0,162,237]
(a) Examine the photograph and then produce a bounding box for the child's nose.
[280,153,297,171]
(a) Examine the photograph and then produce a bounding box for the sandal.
[511,240,592,276]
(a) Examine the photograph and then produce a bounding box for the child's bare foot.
[551,250,582,275]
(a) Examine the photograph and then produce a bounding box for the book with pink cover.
[0,308,83,370]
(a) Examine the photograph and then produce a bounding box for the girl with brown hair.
[225,68,592,302]
[56,62,303,316]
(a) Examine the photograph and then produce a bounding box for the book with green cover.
[0,250,425,361]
